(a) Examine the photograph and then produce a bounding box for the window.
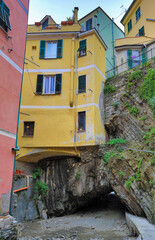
[46,41,57,58]
[79,39,86,57]
[127,49,133,69]
[42,19,48,29]
[0,0,11,32]
[36,74,62,94]
[127,19,132,33]
[78,75,86,93]
[136,7,141,22]
[43,76,56,94]
[24,122,34,137]
[86,18,92,30]
[139,26,144,36]
[39,40,63,59]
[78,111,86,131]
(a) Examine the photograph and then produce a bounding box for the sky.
[28,0,133,31]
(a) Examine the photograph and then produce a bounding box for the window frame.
[136,7,141,22]
[39,40,63,59]
[23,122,35,137]
[79,39,86,57]
[78,75,86,94]
[78,111,86,132]
[46,41,57,59]
[127,19,132,33]
[0,0,11,33]
[43,75,56,94]
[36,74,62,95]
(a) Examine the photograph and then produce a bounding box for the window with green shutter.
[79,39,86,57]
[39,40,63,59]
[0,0,11,33]
[78,75,86,93]
[141,48,147,64]
[136,7,141,21]
[139,26,144,36]
[127,19,132,33]
[36,74,62,95]
[127,49,133,69]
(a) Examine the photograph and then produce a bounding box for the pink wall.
[0,0,29,214]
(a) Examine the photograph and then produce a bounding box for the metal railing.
[106,47,155,79]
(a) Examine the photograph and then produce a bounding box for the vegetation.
[112,101,119,109]
[32,168,48,200]
[104,84,116,94]
[139,69,155,117]
[76,170,81,180]
[127,70,143,88]
[106,138,127,145]
[34,180,48,200]
[124,101,140,116]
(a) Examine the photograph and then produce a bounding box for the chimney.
[73,7,79,24]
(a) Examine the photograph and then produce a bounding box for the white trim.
[75,64,95,72]
[0,50,23,73]
[94,65,106,79]
[20,103,99,109]
[24,68,71,73]
[0,129,16,139]
[25,64,106,79]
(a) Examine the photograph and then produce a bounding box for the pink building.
[0,0,29,214]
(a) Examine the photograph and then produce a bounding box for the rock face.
[14,60,155,224]
[104,60,155,223]
[40,147,111,217]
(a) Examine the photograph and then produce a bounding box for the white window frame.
[43,75,56,94]
[46,41,57,59]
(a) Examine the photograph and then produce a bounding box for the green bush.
[104,84,116,94]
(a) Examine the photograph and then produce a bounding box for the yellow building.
[17,8,107,163]
[115,0,155,74]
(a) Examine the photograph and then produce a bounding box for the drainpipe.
[112,18,116,76]
[13,176,30,193]
[70,37,75,107]
[9,19,29,215]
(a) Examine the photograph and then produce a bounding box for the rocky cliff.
[104,59,155,223]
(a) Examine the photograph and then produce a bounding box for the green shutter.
[57,39,63,58]
[127,49,133,69]
[55,74,62,94]
[128,19,132,32]
[36,74,43,94]
[78,75,86,93]
[39,40,46,59]
[141,48,147,64]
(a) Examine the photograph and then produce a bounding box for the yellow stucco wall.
[17,25,106,162]
[122,0,155,38]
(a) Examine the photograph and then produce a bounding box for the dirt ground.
[18,194,137,240]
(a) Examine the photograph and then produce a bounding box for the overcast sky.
[28,0,132,31]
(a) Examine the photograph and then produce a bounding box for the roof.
[79,6,124,34]
[40,15,56,24]
[121,0,137,24]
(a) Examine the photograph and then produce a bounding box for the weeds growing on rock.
[104,84,116,94]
